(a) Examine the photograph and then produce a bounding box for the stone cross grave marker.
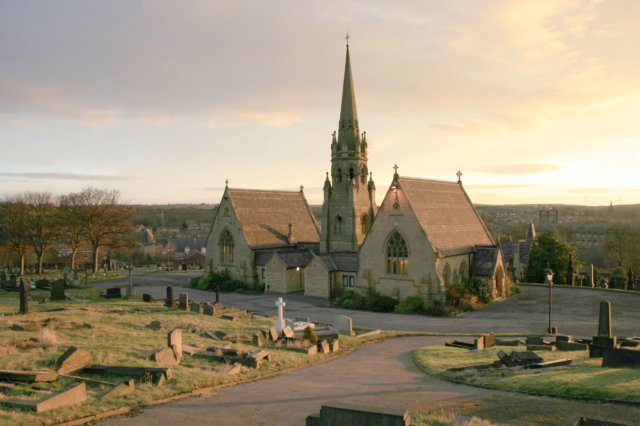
[275,297,286,333]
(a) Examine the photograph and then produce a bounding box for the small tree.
[66,187,134,274]
[528,230,579,285]
[0,196,30,275]
[23,192,59,274]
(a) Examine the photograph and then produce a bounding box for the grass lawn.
[414,345,640,403]
[0,288,388,425]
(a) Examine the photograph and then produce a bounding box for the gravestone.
[50,280,66,302]
[598,300,612,337]
[179,293,189,310]
[590,300,619,358]
[165,286,174,307]
[525,336,544,346]
[19,280,29,314]
[56,347,91,375]
[253,332,264,347]
[333,315,354,336]
[203,303,217,316]
[168,328,182,361]
[602,347,640,368]
[318,340,330,354]
[105,287,122,299]
[189,301,203,314]
[142,294,155,302]
[275,297,286,333]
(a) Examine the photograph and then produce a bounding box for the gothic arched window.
[443,263,452,287]
[349,167,355,181]
[459,261,468,281]
[361,213,370,235]
[334,216,344,235]
[386,231,408,275]
[360,166,367,184]
[337,168,343,183]
[219,229,234,263]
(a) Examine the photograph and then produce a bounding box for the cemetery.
[0,284,389,425]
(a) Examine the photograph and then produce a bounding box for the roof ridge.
[227,188,303,194]
[398,176,458,185]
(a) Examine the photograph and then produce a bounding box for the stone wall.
[204,197,256,283]
[304,257,330,299]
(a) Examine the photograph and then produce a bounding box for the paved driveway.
[97,273,640,337]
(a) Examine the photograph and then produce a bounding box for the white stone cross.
[275,297,286,333]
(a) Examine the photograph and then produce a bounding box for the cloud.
[568,187,618,194]
[482,164,559,175]
[207,111,300,129]
[0,172,136,181]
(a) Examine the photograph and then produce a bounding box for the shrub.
[394,296,425,314]
[463,276,492,304]
[303,326,318,344]
[424,300,445,316]
[221,279,247,292]
[368,293,399,312]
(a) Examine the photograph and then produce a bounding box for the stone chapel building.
[204,43,506,302]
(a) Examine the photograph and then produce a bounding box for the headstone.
[306,345,318,355]
[275,297,286,333]
[165,286,174,307]
[168,329,182,361]
[590,264,596,287]
[105,287,122,299]
[142,294,155,303]
[282,325,295,339]
[215,284,220,303]
[253,332,264,347]
[331,340,340,352]
[99,379,134,401]
[556,341,588,351]
[50,280,66,302]
[473,337,485,351]
[333,315,354,336]
[19,280,29,314]
[526,336,545,346]
[56,347,91,375]
[34,382,87,413]
[483,333,496,348]
[602,347,640,368]
[189,301,203,314]
[151,347,179,365]
[268,327,279,342]
[318,340,330,354]
[203,303,217,316]
[213,302,222,317]
[598,300,612,337]
[179,293,189,310]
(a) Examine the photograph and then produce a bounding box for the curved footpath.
[99,336,640,426]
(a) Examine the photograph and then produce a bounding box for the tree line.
[0,187,134,276]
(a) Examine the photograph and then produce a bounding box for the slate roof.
[501,240,533,266]
[471,246,499,276]
[317,252,359,272]
[226,188,320,248]
[398,177,495,252]
[277,252,314,269]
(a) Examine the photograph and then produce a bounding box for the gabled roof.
[226,188,320,248]
[398,177,494,252]
[471,246,499,276]
[317,252,359,272]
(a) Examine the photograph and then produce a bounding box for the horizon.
[1,2,639,206]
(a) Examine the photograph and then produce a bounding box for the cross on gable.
[456,170,463,183]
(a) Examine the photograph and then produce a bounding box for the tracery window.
[386,231,408,275]
[443,263,452,287]
[334,215,344,235]
[219,229,234,263]
[361,213,370,234]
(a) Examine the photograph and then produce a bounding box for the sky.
[1,1,639,206]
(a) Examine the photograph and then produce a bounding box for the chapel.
[204,42,506,302]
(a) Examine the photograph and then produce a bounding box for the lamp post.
[545,263,555,334]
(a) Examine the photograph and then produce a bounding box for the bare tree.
[602,223,640,269]
[23,192,59,274]
[59,192,88,270]
[67,187,134,274]
[0,196,30,275]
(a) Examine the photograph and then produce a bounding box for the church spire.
[338,38,359,150]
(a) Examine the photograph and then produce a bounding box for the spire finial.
[299,185,304,193]
[225,179,229,188]
[456,170,462,183]
[393,164,399,175]
[345,33,350,47]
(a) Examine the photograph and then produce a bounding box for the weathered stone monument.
[590,264,596,287]
[50,280,66,302]
[19,280,29,314]
[590,300,619,358]
[333,315,354,336]
[165,286,174,307]
[275,297,286,333]
[179,293,189,310]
